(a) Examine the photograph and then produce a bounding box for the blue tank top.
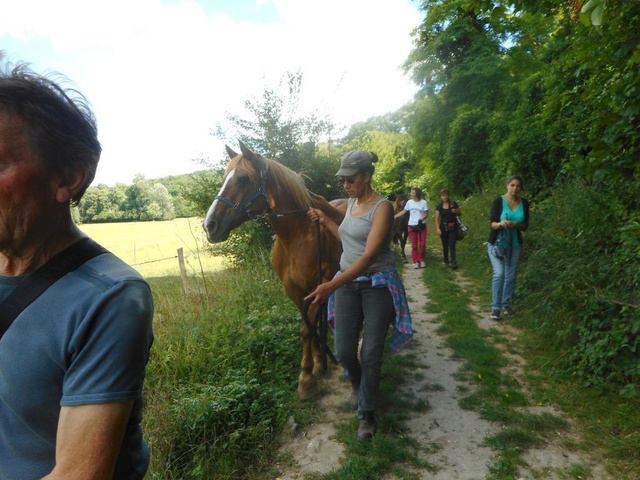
[500,196,525,248]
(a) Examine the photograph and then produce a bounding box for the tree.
[404,1,512,195]
[209,71,344,257]
[341,129,418,197]
[125,175,175,221]
[78,184,127,223]
[403,0,640,394]
[216,70,340,176]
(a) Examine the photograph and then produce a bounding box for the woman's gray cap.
[335,150,374,176]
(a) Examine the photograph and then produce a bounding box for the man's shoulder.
[74,252,149,291]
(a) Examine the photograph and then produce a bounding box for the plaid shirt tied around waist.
[327,269,413,353]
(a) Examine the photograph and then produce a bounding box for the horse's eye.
[236,175,250,186]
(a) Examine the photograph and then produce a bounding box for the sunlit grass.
[78,217,227,278]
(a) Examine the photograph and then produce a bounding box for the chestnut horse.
[203,141,345,399]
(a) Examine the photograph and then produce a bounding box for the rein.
[301,219,338,370]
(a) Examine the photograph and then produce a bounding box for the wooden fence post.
[177,248,189,294]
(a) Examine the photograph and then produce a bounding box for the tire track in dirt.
[400,259,497,479]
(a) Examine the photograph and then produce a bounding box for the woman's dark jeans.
[440,228,457,264]
[334,280,394,416]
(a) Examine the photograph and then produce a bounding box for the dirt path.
[276,244,608,479]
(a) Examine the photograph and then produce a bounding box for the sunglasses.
[339,175,357,184]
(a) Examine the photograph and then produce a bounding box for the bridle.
[214,154,269,219]
[214,153,309,220]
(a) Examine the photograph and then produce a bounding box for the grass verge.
[427,231,640,479]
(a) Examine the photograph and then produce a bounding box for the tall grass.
[143,250,302,479]
[77,219,304,477]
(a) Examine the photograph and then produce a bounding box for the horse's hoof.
[297,383,318,400]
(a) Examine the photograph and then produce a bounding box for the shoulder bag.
[453,203,467,240]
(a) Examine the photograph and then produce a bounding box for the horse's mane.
[226,153,313,209]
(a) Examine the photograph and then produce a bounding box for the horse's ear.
[225,145,238,159]
[238,140,256,160]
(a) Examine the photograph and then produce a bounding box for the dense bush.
[519,179,639,397]
[406,0,640,399]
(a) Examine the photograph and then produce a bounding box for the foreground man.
[0,59,154,479]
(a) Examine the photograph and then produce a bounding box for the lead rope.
[301,219,338,371]
[252,204,337,369]
[316,220,330,371]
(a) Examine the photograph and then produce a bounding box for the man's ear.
[55,168,89,203]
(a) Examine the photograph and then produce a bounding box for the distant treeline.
[76,171,219,223]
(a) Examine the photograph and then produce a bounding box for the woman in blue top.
[306,150,412,442]
[487,175,530,320]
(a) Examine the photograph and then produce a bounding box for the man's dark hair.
[0,54,101,204]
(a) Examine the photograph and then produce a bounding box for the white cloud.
[0,0,421,185]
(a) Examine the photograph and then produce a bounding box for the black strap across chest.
[0,238,108,340]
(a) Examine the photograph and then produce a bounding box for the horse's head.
[203,141,269,243]
[394,192,408,213]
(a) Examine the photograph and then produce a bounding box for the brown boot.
[357,411,377,441]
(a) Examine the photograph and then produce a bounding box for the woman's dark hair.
[411,187,422,199]
[358,151,378,177]
[440,188,450,195]
[0,58,101,204]
[506,175,524,189]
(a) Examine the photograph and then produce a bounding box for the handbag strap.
[0,238,108,340]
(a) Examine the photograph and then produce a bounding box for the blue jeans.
[333,280,394,416]
[487,243,522,310]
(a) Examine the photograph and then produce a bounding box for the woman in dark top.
[435,188,461,270]
[487,175,530,321]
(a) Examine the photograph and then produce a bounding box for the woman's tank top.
[338,198,396,273]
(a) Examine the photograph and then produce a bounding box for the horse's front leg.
[401,230,409,261]
[307,302,327,378]
[297,317,318,400]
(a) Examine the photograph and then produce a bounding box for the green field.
[79,217,227,278]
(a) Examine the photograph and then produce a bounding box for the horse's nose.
[203,218,218,243]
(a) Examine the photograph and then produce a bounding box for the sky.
[0,0,423,186]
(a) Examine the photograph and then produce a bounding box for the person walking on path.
[487,175,529,321]
[0,59,154,479]
[305,150,412,442]
[435,188,462,270]
[403,187,429,269]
